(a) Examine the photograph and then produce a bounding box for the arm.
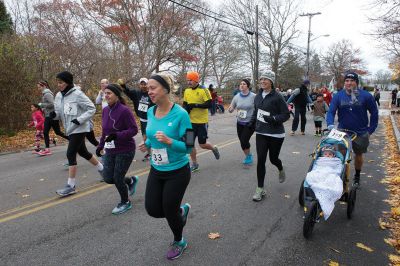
[95,91,103,105]
[36,114,44,129]
[286,93,295,104]
[307,94,313,104]
[326,94,339,126]
[193,99,211,109]
[121,84,138,104]
[367,95,379,134]
[116,109,139,141]
[169,112,193,153]
[98,109,106,149]
[40,93,54,109]
[228,96,237,113]
[76,92,96,124]
[273,97,290,123]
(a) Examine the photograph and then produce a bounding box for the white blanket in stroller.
[305,157,343,220]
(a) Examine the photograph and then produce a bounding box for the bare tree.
[374,69,392,89]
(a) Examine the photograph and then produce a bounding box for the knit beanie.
[106,84,122,98]
[56,71,74,85]
[187,71,200,83]
[344,72,359,85]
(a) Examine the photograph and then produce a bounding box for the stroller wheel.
[347,187,357,219]
[303,200,318,239]
[298,180,305,207]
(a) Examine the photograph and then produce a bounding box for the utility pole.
[255,5,259,90]
[299,12,321,79]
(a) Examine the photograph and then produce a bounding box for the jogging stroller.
[298,128,358,238]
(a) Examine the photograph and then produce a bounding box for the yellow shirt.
[183,86,211,123]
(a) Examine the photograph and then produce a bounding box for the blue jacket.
[326,89,378,135]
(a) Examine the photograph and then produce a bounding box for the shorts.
[192,123,208,144]
[140,121,147,136]
[352,132,370,154]
[314,121,322,128]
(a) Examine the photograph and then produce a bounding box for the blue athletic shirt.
[326,89,378,135]
[145,104,192,171]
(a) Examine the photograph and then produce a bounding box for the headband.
[150,75,170,93]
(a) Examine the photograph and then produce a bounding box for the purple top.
[99,101,138,155]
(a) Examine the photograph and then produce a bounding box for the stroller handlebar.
[322,128,357,140]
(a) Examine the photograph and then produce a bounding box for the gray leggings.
[102,151,135,203]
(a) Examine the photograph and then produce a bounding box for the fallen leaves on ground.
[208,232,220,240]
[328,260,339,266]
[356,242,374,252]
[389,254,400,264]
[329,247,341,253]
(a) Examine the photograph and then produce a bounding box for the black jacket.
[250,89,290,135]
[292,85,309,107]
[123,86,155,120]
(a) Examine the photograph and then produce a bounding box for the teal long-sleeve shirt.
[145,104,192,171]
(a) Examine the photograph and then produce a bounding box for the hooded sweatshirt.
[29,110,44,131]
[40,88,55,117]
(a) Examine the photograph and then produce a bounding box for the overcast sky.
[208,0,389,76]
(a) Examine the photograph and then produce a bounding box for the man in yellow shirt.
[183,71,220,172]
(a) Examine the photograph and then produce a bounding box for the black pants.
[145,164,191,241]
[66,133,93,166]
[43,117,68,148]
[103,151,135,203]
[86,130,99,147]
[314,121,322,128]
[291,106,307,132]
[237,123,255,150]
[256,134,284,188]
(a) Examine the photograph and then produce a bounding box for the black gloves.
[263,115,276,124]
[248,121,256,131]
[71,119,80,125]
[105,133,117,142]
[96,147,103,157]
[49,111,56,119]
[185,105,193,113]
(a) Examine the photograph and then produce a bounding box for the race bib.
[138,103,148,112]
[104,140,115,149]
[151,148,169,165]
[64,102,78,115]
[328,128,346,141]
[257,109,270,123]
[237,109,247,119]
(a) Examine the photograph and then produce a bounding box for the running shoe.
[127,176,139,196]
[56,184,76,197]
[111,201,132,215]
[98,169,104,182]
[166,238,188,260]
[290,131,295,136]
[32,148,41,154]
[243,154,253,165]
[190,163,199,173]
[142,153,150,162]
[181,203,191,227]
[212,146,220,160]
[301,131,305,135]
[52,138,57,146]
[38,148,52,156]
[279,168,286,183]
[252,187,266,202]
[353,176,360,188]
[63,162,69,167]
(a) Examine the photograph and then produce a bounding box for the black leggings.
[43,117,68,148]
[256,134,284,188]
[86,130,99,147]
[66,133,93,166]
[292,106,307,132]
[237,123,255,150]
[145,164,191,242]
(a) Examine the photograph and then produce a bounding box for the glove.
[185,104,193,113]
[105,133,117,142]
[49,111,56,119]
[71,119,80,125]
[96,147,103,157]
[327,125,335,130]
[263,115,276,124]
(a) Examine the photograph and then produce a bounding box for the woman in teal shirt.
[138,73,192,260]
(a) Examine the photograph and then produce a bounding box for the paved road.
[0,94,393,265]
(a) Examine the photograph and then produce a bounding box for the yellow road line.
[0,138,238,224]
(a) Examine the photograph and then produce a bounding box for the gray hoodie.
[54,87,95,136]
[40,88,55,118]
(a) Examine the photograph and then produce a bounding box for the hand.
[96,147,103,157]
[117,78,125,86]
[38,103,42,107]
[247,122,255,131]
[71,119,80,125]
[185,104,193,113]
[263,115,276,124]
[49,111,56,119]
[105,133,117,142]
[155,131,172,145]
[138,142,147,152]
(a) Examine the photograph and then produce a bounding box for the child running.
[313,93,329,136]
[29,104,45,153]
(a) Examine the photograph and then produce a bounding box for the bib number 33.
[151,148,169,165]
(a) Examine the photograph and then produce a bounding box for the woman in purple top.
[96,84,139,215]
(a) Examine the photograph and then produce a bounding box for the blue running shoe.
[243,154,253,165]
[190,163,199,173]
[166,238,188,260]
[181,203,191,227]
[112,201,132,215]
[127,176,139,196]
[56,184,76,197]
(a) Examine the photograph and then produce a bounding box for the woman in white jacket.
[51,71,104,197]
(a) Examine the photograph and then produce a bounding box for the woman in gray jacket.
[51,71,104,197]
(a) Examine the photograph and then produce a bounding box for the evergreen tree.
[0,0,13,34]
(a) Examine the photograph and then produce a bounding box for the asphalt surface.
[0,94,393,265]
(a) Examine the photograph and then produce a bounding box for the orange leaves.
[356,243,374,252]
[208,232,220,240]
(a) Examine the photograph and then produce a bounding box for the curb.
[390,114,400,152]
